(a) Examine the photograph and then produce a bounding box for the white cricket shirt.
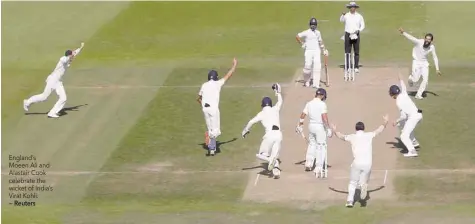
[344,130,378,166]
[49,56,71,81]
[396,80,419,117]
[297,29,323,51]
[302,98,327,125]
[199,79,226,108]
[340,12,365,34]
[244,94,283,133]
[403,32,439,70]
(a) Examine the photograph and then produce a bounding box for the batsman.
[295,88,332,178]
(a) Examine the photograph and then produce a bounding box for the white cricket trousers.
[410,60,429,98]
[303,50,322,87]
[256,130,283,167]
[26,75,67,116]
[347,163,371,202]
[202,106,221,139]
[399,112,423,153]
[305,123,327,170]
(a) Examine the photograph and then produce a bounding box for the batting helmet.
[389,85,401,96]
[355,122,365,131]
[316,88,327,101]
[208,70,218,81]
[261,97,273,107]
[65,50,73,56]
[309,17,318,31]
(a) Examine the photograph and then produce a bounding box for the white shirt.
[340,12,365,34]
[297,29,323,51]
[302,98,327,125]
[244,93,283,134]
[48,47,82,82]
[343,126,384,166]
[396,80,419,118]
[198,79,226,108]
[403,32,439,70]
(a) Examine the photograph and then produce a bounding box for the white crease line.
[2,169,474,176]
[254,174,260,186]
[383,169,388,185]
[67,84,291,89]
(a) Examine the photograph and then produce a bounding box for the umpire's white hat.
[346,1,360,8]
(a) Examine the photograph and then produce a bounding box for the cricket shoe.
[304,81,310,87]
[403,151,418,157]
[272,168,281,179]
[305,167,312,172]
[415,95,424,100]
[408,78,414,87]
[23,100,29,112]
[360,183,368,200]
[345,201,354,208]
[355,68,360,74]
[268,157,277,171]
[47,113,59,118]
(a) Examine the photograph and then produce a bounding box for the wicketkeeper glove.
[272,83,281,95]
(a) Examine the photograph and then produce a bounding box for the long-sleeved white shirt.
[343,126,385,166]
[49,47,82,81]
[340,12,365,34]
[199,79,226,108]
[396,80,419,120]
[244,93,282,133]
[402,32,439,70]
[297,29,324,51]
[302,98,327,125]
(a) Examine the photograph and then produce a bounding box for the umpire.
[340,1,365,73]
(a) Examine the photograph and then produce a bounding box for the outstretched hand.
[398,27,404,34]
[437,70,442,76]
[383,114,389,123]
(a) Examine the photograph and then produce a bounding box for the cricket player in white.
[23,42,85,118]
[389,72,423,157]
[197,58,238,156]
[242,83,283,179]
[399,27,441,100]
[295,88,332,178]
[296,17,329,88]
[331,114,389,207]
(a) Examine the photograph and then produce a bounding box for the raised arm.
[340,12,346,22]
[221,58,238,83]
[330,124,348,141]
[372,114,389,137]
[274,92,283,111]
[72,42,85,57]
[398,28,419,45]
[397,71,408,93]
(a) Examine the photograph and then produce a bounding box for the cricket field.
[2,1,475,223]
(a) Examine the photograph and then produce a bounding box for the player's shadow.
[294,160,332,170]
[338,64,364,68]
[24,104,88,116]
[198,137,238,154]
[386,137,420,154]
[407,91,438,98]
[242,160,283,178]
[328,185,385,207]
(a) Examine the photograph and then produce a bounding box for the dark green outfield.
[2,2,475,223]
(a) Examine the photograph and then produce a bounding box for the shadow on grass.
[329,185,385,207]
[407,91,439,98]
[24,104,88,116]
[198,137,238,154]
[386,137,421,154]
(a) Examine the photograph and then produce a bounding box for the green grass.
[2,1,475,223]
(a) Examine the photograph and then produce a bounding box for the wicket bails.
[344,53,355,81]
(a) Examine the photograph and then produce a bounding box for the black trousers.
[344,32,360,69]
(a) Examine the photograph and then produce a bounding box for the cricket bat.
[324,55,330,87]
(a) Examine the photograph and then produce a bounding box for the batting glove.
[295,125,303,134]
[323,49,329,56]
[326,129,333,137]
[301,44,306,49]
